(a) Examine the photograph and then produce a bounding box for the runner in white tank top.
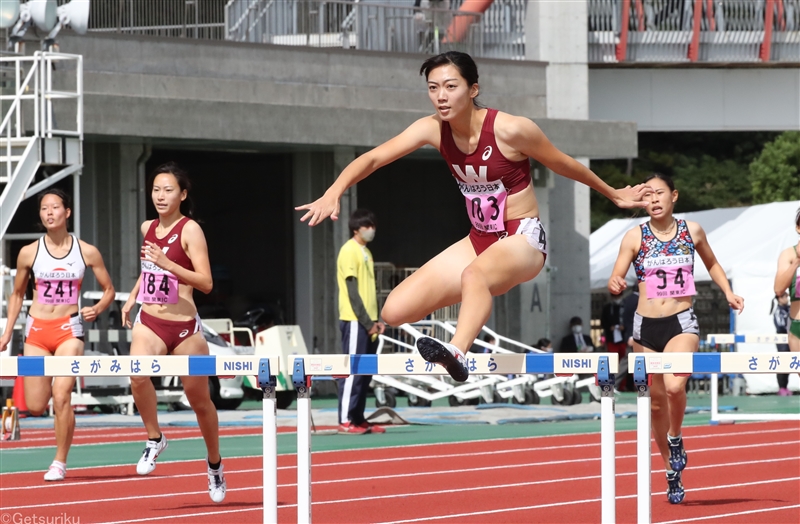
[0,189,115,482]
[31,232,86,306]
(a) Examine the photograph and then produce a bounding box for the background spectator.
[558,317,594,353]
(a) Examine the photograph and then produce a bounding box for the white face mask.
[571,325,583,335]
[359,228,376,243]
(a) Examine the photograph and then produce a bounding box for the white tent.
[590,200,800,394]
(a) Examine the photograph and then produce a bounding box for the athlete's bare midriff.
[141,283,198,322]
[28,300,78,321]
[790,301,800,321]
[635,282,693,318]
[505,183,539,222]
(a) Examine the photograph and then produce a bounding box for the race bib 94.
[644,255,696,299]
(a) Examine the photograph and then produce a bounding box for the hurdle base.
[709,419,736,426]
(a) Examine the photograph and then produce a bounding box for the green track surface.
[1,392,797,474]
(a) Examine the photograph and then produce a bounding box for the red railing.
[589,0,800,63]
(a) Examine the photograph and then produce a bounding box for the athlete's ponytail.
[149,162,196,219]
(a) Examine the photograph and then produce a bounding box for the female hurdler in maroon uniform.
[121,162,225,503]
[297,51,649,382]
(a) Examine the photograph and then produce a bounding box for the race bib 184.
[137,270,179,304]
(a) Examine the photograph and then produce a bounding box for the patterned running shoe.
[668,434,687,471]
[666,470,685,504]
[416,336,469,382]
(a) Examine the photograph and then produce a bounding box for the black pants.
[777,343,789,389]
[337,320,379,425]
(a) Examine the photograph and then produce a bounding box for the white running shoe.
[208,461,227,503]
[43,461,66,481]
[137,435,168,475]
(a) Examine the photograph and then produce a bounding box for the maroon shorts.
[469,217,549,258]
[136,309,201,353]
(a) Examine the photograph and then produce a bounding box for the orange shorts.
[24,313,84,353]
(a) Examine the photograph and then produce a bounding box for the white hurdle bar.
[0,355,280,524]
[629,352,798,524]
[289,352,620,524]
[706,334,799,423]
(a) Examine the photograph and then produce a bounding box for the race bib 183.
[458,180,507,233]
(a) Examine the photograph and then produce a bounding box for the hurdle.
[289,352,620,524]
[630,352,797,524]
[706,333,799,423]
[0,355,281,524]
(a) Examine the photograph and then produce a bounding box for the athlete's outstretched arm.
[501,115,649,210]
[0,245,35,352]
[774,245,800,296]
[691,222,744,313]
[295,116,440,226]
[608,228,640,296]
[80,242,116,323]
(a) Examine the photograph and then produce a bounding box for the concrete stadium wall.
[590,67,800,132]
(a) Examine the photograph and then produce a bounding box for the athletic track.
[1,421,798,523]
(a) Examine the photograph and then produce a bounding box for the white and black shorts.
[633,308,699,353]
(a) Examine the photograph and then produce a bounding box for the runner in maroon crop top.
[121,162,226,503]
[297,51,651,382]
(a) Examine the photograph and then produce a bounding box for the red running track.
[0,425,295,449]
[0,421,798,523]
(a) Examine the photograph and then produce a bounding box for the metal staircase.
[1,51,83,324]
[0,50,83,258]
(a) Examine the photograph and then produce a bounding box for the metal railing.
[70,0,796,63]
[86,0,226,39]
[451,0,527,59]
[1,51,84,254]
[589,0,800,63]
[83,0,525,59]
[0,52,83,170]
[225,0,484,56]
